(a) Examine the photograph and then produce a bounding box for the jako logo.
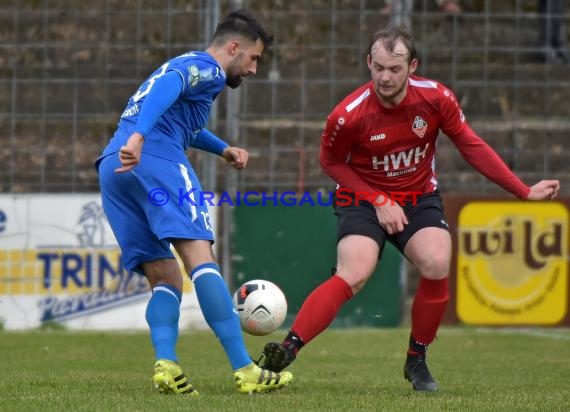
[370,133,386,141]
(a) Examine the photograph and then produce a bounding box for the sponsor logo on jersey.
[121,103,139,118]
[386,167,417,177]
[189,65,200,87]
[412,115,427,138]
[372,143,430,171]
[370,133,386,141]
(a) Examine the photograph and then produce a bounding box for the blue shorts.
[97,153,214,272]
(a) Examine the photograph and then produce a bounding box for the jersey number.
[201,211,213,232]
[132,62,169,102]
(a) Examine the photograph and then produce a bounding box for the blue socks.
[145,263,251,370]
[190,262,251,370]
[145,283,181,362]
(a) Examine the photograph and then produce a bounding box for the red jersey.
[320,76,530,200]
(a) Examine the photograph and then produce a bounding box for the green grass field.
[1,327,569,411]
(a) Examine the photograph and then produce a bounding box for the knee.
[336,269,372,295]
[416,252,450,279]
[174,240,216,274]
[144,264,183,290]
[350,279,367,294]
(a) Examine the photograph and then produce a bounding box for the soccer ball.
[232,279,287,336]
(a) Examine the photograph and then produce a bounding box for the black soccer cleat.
[256,342,296,373]
[403,353,438,392]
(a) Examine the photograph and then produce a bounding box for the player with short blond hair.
[258,26,559,392]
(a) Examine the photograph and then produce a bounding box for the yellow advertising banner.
[457,202,568,325]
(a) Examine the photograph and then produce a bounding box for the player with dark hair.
[258,26,559,392]
[96,9,292,395]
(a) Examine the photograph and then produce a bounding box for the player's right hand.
[373,198,408,235]
[526,179,560,200]
[115,132,145,173]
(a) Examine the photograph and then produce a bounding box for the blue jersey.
[100,51,226,164]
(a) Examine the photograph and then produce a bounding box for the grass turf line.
[1,327,569,411]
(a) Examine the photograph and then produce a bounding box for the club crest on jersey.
[412,116,427,138]
[189,65,200,87]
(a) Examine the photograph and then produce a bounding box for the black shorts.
[333,191,449,258]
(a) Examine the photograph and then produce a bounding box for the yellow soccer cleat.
[233,363,293,394]
[153,359,199,397]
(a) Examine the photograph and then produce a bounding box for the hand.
[526,180,560,200]
[115,133,144,173]
[222,146,249,170]
[374,195,409,235]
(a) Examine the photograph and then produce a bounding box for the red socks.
[290,275,353,345]
[288,274,448,354]
[409,277,449,352]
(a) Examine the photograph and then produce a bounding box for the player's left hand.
[222,146,249,170]
[527,179,560,200]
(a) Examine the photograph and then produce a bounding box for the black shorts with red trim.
[333,190,449,258]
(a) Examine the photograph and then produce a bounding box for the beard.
[376,80,406,100]
[377,83,406,99]
[226,74,243,89]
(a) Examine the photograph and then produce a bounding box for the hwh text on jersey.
[371,143,430,171]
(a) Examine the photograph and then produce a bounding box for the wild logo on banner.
[457,202,568,325]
